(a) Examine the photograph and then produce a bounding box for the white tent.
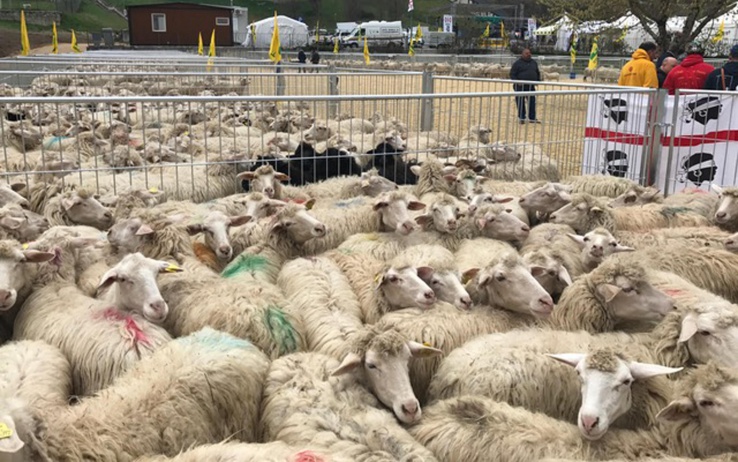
[241,15,309,49]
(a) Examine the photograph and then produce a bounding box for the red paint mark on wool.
[96,307,152,347]
[664,289,685,296]
[291,451,326,462]
[684,188,709,194]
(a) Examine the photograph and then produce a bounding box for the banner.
[443,15,453,33]
[583,92,738,193]
[527,18,537,38]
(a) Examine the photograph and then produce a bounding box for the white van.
[342,20,405,48]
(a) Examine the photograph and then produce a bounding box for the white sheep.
[566,227,635,272]
[712,184,738,232]
[260,327,441,460]
[0,328,270,460]
[277,256,363,360]
[468,192,530,226]
[43,188,113,230]
[617,227,731,250]
[132,442,353,462]
[519,223,584,298]
[13,240,175,396]
[0,204,49,243]
[608,185,664,207]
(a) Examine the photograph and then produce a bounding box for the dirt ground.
[0,29,76,57]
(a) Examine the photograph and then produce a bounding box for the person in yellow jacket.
[618,42,660,88]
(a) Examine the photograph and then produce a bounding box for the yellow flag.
[52,21,58,54]
[501,21,507,45]
[415,23,422,40]
[315,20,320,43]
[363,34,370,65]
[408,38,415,57]
[333,37,339,54]
[483,23,490,38]
[713,19,725,44]
[269,11,282,63]
[20,10,30,56]
[208,28,216,57]
[198,32,203,55]
[71,29,81,53]
[588,36,599,70]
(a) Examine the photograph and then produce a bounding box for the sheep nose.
[460,295,472,309]
[726,239,734,246]
[401,222,415,234]
[0,289,12,307]
[539,296,554,311]
[264,187,274,197]
[313,224,326,236]
[468,205,477,213]
[19,199,29,209]
[447,219,457,226]
[104,210,113,219]
[581,415,599,432]
[147,300,168,321]
[549,214,557,221]
[218,244,232,256]
[717,211,727,219]
[402,402,419,416]
[423,290,436,301]
[521,225,530,232]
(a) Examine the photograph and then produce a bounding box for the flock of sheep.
[2,66,738,462]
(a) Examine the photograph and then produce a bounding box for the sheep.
[237,164,291,199]
[184,210,251,263]
[277,256,363,360]
[132,442,353,462]
[259,327,441,461]
[467,191,531,226]
[328,252,438,324]
[0,182,29,209]
[708,185,738,232]
[390,244,472,310]
[518,182,573,216]
[13,240,175,396]
[548,253,676,334]
[299,168,398,204]
[410,161,483,200]
[567,227,635,272]
[43,188,114,230]
[409,370,738,462]
[565,175,638,198]
[429,346,681,439]
[662,188,718,219]
[549,193,711,234]
[0,328,270,460]
[725,232,738,252]
[483,149,561,182]
[376,303,532,403]
[0,204,49,244]
[223,201,326,283]
[622,241,738,305]
[609,185,664,207]
[520,223,585,298]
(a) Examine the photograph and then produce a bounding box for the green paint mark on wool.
[264,306,299,355]
[221,253,269,278]
[660,206,692,217]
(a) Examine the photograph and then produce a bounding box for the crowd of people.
[618,40,738,92]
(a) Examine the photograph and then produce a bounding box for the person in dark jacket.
[663,42,715,95]
[704,44,738,91]
[310,48,321,73]
[658,56,678,88]
[297,48,307,73]
[510,48,542,124]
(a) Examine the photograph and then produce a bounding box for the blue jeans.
[514,85,537,121]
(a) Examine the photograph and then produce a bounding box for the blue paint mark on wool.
[175,327,253,352]
[43,136,69,149]
[335,197,365,208]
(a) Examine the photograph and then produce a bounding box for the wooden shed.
[127,3,235,46]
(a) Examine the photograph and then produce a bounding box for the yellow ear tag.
[461,274,472,285]
[373,273,382,284]
[164,263,182,273]
[365,233,379,241]
[0,422,13,439]
[183,131,189,137]
[422,342,432,347]
[149,187,159,194]
[21,243,29,250]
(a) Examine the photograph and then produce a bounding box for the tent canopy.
[242,15,309,49]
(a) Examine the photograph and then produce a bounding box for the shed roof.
[127,2,233,11]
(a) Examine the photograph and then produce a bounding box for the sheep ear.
[407,341,444,358]
[61,197,76,211]
[443,174,457,183]
[304,198,316,210]
[476,218,487,230]
[597,283,621,303]
[461,268,479,285]
[644,189,662,200]
[623,194,637,204]
[628,362,683,380]
[372,200,389,211]
[96,269,119,295]
[331,352,363,376]
[274,172,290,182]
[529,265,547,277]
[656,397,696,422]
[416,266,434,281]
[409,165,422,177]
[268,199,287,208]
[590,206,604,214]
[545,353,586,368]
[407,201,426,211]
[711,184,724,195]
[558,191,572,202]
[494,196,514,204]
[186,224,205,235]
[135,224,155,236]
[415,214,433,228]
[228,215,252,227]
[475,175,488,183]
[441,166,457,175]
[0,216,23,230]
[236,171,256,181]
[678,314,699,343]
[0,418,24,453]
[558,266,573,286]
[567,233,586,247]
[613,243,635,253]
[20,249,56,263]
[10,182,25,192]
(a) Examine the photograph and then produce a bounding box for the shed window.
[216,17,230,26]
[151,13,166,32]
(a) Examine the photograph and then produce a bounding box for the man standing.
[297,48,307,73]
[510,48,542,124]
[704,44,738,91]
[618,42,659,88]
[663,43,714,94]
[658,56,678,88]
[310,48,321,73]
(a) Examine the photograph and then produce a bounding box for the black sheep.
[364,142,418,185]
[239,154,302,191]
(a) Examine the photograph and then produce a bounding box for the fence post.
[420,70,434,131]
[640,88,667,187]
[662,90,680,196]
[275,62,286,96]
[328,64,339,118]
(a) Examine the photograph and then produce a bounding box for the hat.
[685,42,704,55]
[730,44,738,58]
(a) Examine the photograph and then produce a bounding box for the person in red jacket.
[663,43,715,95]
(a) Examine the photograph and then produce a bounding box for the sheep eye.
[495,274,506,282]
[261,204,269,209]
[622,286,634,293]
[388,275,399,283]
[583,237,590,242]
[366,363,377,370]
[547,270,556,277]
[699,330,711,336]
[699,400,714,407]
[622,379,633,386]
[486,217,496,222]
[505,209,513,213]
[484,197,493,203]
[610,242,617,247]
